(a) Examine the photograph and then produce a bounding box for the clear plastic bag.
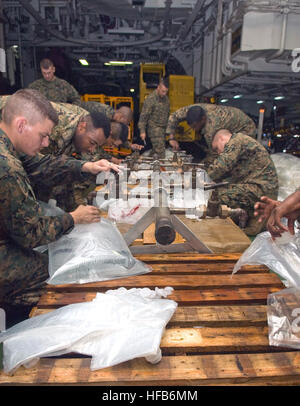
[47,218,151,285]
[267,287,300,349]
[108,198,152,224]
[232,230,300,288]
[271,153,300,201]
[0,287,177,374]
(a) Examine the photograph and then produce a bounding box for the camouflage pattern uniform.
[28,76,81,104]
[0,97,112,211]
[75,101,133,150]
[74,100,115,120]
[138,90,170,159]
[47,103,113,210]
[207,133,278,234]
[166,103,257,164]
[0,128,92,308]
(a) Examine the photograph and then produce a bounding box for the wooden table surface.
[1,252,299,386]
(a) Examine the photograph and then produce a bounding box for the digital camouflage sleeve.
[28,76,81,104]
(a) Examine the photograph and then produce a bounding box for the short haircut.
[211,129,232,143]
[84,111,111,138]
[110,122,129,143]
[186,106,206,125]
[117,106,133,122]
[40,58,54,69]
[2,89,59,126]
[160,76,169,88]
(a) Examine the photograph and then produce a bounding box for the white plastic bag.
[232,231,300,288]
[108,198,152,224]
[0,287,177,374]
[47,218,151,285]
[271,153,300,200]
[267,287,300,349]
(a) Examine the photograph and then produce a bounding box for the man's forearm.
[22,153,93,189]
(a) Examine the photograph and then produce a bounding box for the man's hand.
[131,143,144,151]
[266,189,300,238]
[169,139,180,151]
[254,196,280,223]
[267,207,300,238]
[82,159,120,174]
[111,157,123,165]
[70,205,101,224]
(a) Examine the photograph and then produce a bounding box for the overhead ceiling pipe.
[18,0,173,48]
[175,0,206,45]
[265,9,289,63]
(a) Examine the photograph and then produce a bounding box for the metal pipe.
[175,0,206,45]
[213,0,224,86]
[17,8,23,88]
[18,0,173,47]
[154,187,175,246]
[211,27,217,87]
[265,10,289,62]
[224,28,248,72]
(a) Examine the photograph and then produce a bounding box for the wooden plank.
[46,273,283,292]
[149,263,270,274]
[170,305,267,327]
[133,253,243,263]
[30,305,268,327]
[143,223,156,244]
[2,352,300,385]
[37,286,282,308]
[160,326,273,353]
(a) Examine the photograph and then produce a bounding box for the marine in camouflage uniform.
[138,88,170,159]
[0,128,93,309]
[166,103,257,164]
[207,132,278,235]
[28,76,81,104]
[0,97,112,211]
[74,100,115,120]
[46,102,113,211]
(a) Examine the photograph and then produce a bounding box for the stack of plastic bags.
[232,228,300,350]
[271,153,300,201]
[47,218,151,285]
[232,230,300,288]
[0,287,177,374]
[267,287,300,350]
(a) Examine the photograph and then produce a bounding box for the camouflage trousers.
[0,243,48,309]
[216,183,278,213]
[214,183,278,235]
[148,126,166,159]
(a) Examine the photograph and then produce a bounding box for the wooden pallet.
[1,253,299,386]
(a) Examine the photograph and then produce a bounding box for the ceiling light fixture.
[220,98,228,103]
[274,96,284,100]
[105,61,133,66]
[79,59,89,66]
[257,100,264,104]
[233,94,242,99]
